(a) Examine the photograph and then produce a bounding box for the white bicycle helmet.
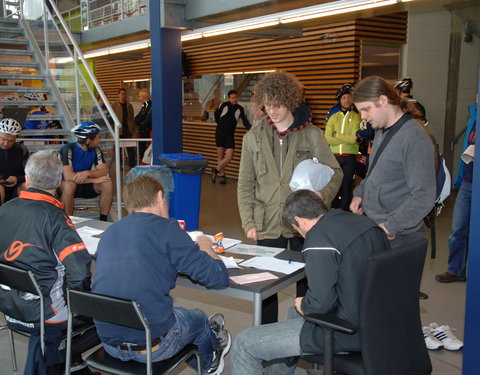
[23,93,43,101]
[0,118,22,135]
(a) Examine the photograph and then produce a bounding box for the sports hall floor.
[0,174,465,374]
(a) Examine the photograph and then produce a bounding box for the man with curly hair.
[237,71,342,324]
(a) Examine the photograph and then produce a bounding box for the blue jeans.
[388,228,425,249]
[231,307,303,375]
[103,307,217,372]
[447,182,472,276]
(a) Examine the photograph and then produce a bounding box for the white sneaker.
[429,323,463,351]
[422,326,443,350]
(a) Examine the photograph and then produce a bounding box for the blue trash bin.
[158,153,208,230]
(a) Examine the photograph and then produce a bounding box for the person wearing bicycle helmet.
[0,118,29,204]
[325,83,361,211]
[59,121,112,221]
[394,77,428,124]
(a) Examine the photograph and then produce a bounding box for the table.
[74,217,305,326]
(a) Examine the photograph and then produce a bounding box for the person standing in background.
[134,88,152,159]
[112,88,137,169]
[436,95,477,283]
[325,83,361,210]
[213,90,251,185]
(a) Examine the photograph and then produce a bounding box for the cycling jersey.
[60,142,104,172]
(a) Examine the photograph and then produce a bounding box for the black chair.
[66,289,202,375]
[0,262,45,372]
[303,239,432,375]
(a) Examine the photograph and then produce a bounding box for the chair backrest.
[67,289,148,331]
[0,262,41,296]
[359,239,432,375]
[0,262,45,354]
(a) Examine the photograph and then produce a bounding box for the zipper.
[279,138,283,171]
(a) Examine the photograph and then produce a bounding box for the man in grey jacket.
[349,76,436,248]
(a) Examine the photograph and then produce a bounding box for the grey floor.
[0,174,465,374]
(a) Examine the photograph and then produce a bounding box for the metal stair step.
[21,129,70,136]
[0,100,56,106]
[0,86,49,93]
[0,61,38,68]
[0,113,63,121]
[0,26,23,34]
[0,48,32,56]
[0,37,28,45]
[0,73,44,80]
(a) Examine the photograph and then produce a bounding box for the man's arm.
[165,222,229,288]
[237,134,257,236]
[301,248,339,315]
[63,163,109,184]
[53,213,92,290]
[383,134,436,234]
[239,106,252,130]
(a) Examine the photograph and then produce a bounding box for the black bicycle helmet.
[394,78,413,94]
[335,83,353,101]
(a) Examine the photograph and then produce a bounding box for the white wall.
[403,6,480,177]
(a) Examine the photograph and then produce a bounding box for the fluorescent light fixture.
[123,78,151,83]
[244,70,276,74]
[181,33,203,41]
[203,19,279,37]
[181,0,410,41]
[280,0,399,23]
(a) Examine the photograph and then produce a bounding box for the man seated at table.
[230,189,390,375]
[0,118,29,204]
[0,150,97,372]
[60,121,113,221]
[92,175,232,375]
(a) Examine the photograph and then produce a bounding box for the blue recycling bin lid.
[159,153,205,161]
[158,153,208,174]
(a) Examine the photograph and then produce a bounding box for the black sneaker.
[211,168,218,183]
[207,330,232,374]
[209,313,225,333]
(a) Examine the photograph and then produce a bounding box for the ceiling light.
[181,0,410,41]
[202,19,279,37]
[280,0,399,23]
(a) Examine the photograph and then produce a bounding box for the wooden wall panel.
[94,12,407,179]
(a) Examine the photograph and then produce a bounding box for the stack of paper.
[240,257,304,275]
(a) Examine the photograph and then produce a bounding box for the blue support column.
[149,0,183,161]
[463,74,480,375]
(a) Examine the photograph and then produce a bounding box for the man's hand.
[91,176,111,184]
[2,176,16,186]
[350,196,364,214]
[73,171,91,184]
[246,227,257,241]
[197,235,220,259]
[295,297,304,316]
[379,223,396,240]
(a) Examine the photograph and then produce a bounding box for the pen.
[288,258,292,264]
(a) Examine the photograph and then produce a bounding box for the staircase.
[0,16,75,150]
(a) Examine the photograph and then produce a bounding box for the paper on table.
[219,255,241,269]
[240,256,304,275]
[77,226,104,255]
[70,216,90,225]
[227,243,284,257]
[230,272,278,285]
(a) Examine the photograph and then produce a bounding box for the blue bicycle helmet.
[71,121,101,139]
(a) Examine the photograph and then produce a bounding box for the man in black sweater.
[230,190,389,375]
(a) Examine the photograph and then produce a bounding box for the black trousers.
[257,236,305,324]
[332,154,357,211]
